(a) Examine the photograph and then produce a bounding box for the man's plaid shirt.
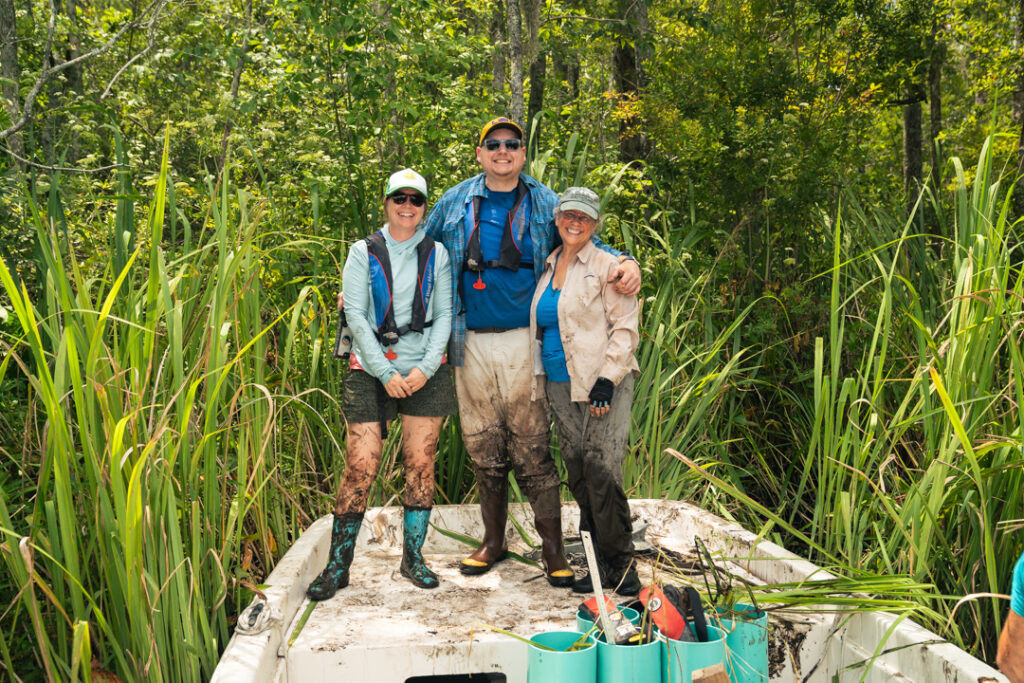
[422,172,622,366]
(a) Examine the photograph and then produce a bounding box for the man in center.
[422,116,641,586]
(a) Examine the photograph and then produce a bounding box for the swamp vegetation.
[1,0,1023,680]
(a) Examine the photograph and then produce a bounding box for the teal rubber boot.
[400,505,439,589]
[307,512,363,601]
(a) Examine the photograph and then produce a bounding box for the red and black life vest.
[464,180,532,290]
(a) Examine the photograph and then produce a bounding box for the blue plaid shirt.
[423,172,624,366]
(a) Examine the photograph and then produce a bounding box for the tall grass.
[693,138,1024,659]
[626,267,762,501]
[2,126,1020,678]
[0,131,491,680]
[0,132,333,681]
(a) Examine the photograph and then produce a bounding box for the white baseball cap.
[385,168,428,198]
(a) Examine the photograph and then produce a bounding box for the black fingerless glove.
[588,377,615,408]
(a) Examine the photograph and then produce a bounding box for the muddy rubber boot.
[307,512,364,601]
[612,563,642,596]
[534,515,575,587]
[400,505,439,589]
[573,556,640,596]
[529,487,573,587]
[461,482,508,575]
[604,555,642,596]
[572,556,611,594]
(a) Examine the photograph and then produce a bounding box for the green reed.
[0,131,335,681]
[698,138,1024,657]
[2,125,1020,679]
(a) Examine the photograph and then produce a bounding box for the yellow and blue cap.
[477,117,524,146]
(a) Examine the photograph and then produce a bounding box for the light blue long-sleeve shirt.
[343,226,452,383]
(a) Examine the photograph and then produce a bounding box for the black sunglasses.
[388,193,426,207]
[482,138,523,152]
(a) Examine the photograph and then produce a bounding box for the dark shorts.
[343,365,457,424]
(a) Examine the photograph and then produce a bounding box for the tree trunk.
[490,1,505,96]
[453,0,470,29]
[522,0,541,142]
[219,0,253,168]
[902,86,923,218]
[614,0,650,162]
[526,50,545,149]
[522,0,540,63]
[928,41,943,193]
[927,34,944,249]
[64,0,83,162]
[0,0,24,170]
[554,52,579,98]
[506,0,524,125]
[41,49,59,165]
[64,0,84,96]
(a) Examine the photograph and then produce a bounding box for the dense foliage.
[1,0,1022,680]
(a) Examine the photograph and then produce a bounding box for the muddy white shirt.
[528,241,640,402]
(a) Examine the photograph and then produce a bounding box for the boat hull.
[212,500,1007,683]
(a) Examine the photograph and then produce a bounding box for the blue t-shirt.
[535,279,570,382]
[462,188,537,329]
[1012,550,1024,617]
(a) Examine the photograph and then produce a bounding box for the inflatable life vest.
[464,180,532,290]
[638,584,709,642]
[333,231,436,361]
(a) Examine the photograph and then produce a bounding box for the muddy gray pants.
[547,374,635,568]
[454,329,561,518]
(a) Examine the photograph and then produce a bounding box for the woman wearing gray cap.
[528,187,642,595]
[307,168,455,600]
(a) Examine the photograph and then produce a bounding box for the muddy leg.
[509,431,571,585]
[401,415,443,508]
[333,422,384,516]
[454,341,514,574]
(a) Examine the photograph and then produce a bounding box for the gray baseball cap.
[557,186,600,220]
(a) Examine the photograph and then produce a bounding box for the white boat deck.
[212,500,1008,683]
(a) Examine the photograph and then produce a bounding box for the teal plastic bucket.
[595,632,662,683]
[660,624,727,683]
[527,631,596,683]
[575,606,641,636]
[717,604,769,683]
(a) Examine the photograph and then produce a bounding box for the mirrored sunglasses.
[388,193,426,207]
[482,138,523,152]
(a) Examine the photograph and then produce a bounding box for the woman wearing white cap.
[308,168,454,599]
[529,187,642,596]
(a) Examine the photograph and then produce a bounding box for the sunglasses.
[560,210,597,225]
[482,138,523,152]
[388,193,426,207]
